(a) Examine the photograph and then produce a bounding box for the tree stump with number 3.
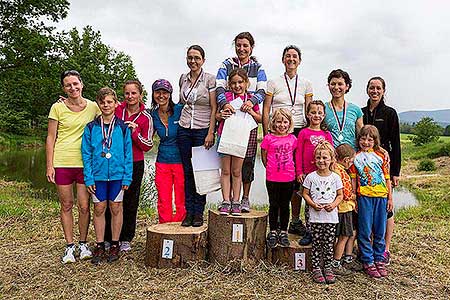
[145,222,208,268]
[267,234,312,271]
[207,209,268,266]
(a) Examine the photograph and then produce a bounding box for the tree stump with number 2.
[145,222,208,268]
[207,209,268,266]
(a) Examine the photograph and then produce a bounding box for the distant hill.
[399,109,450,127]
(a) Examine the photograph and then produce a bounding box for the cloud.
[54,0,450,111]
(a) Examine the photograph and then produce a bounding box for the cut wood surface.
[145,222,208,268]
[267,233,312,271]
[207,209,268,266]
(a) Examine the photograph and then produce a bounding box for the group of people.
[46,31,401,284]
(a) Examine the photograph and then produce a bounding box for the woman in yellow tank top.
[46,70,100,264]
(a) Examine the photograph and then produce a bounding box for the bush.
[410,117,443,146]
[417,159,436,172]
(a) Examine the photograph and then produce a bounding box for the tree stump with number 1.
[207,209,268,266]
[145,222,208,268]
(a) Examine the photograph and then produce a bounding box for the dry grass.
[1,172,450,300]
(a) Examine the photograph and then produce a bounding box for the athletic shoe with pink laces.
[375,261,388,277]
[363,263,382,278]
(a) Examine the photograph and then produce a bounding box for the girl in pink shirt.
[296,100,333,245]
[261,108,297,248]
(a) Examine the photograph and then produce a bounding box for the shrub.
[417,159,436,172]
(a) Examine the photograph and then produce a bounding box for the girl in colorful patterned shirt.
[349,125,393,278]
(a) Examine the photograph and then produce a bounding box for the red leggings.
[155,162,186,223]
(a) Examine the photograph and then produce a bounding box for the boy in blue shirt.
[82,87,133,264]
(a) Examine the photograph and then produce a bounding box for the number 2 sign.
[161,239,174,259]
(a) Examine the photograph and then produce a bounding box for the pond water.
[1,147,418,210]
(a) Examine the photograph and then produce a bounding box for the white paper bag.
[194,169,221,195]
[218,113,257,158]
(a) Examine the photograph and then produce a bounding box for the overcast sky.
[55,0,450,112]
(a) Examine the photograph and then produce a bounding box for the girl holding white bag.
[216,68,261,216]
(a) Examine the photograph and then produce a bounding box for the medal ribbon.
[101,115,116,151]
[122,109,141,123]
[284,73,298,108]
[184,69,203,102]
[330,101,347,134]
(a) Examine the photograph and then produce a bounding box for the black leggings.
[266,181,294,231]
[105,160,144,242]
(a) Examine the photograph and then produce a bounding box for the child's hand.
[297,174,305,184]
[125,121,138,133]
[312,203,324,211]
[87,185,96,194]
[223,103,235,114]
[387,195,393,212]
[240,100,254,112]
[122,185,129,191]
[324,202,337,212]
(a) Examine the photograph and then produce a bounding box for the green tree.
[57,26,139,102]
[410,117,443,146]
[0,1,140,133]
[0,0,69,132]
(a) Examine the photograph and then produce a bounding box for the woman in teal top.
[150,79,186,224]
[324,69,363,150]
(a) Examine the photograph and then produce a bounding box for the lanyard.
[184,69,203,102]
[284,73,298,107]
[101,115,116,151]
[330,100,347,133]
[122,108,141,123]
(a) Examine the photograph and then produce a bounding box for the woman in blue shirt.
[150,79,186,223]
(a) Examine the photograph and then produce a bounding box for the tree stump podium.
[267,234,312,271]
[145,222,208,268]
[208,209,267,266]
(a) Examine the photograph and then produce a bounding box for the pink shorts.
[54,167,85,185]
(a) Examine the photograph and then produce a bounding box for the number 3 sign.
[294,252,306,271]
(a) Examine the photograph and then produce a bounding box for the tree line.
[0,0,139,133]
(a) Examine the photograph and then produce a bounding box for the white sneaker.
[61,245,76,264]
[120,241,131,252]
[78,243,93,260]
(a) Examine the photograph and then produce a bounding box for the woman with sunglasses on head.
[46,70,100,264]
[215,32,267,212]
[151,79,186,224]
[177,45,217,227]
[263,45,313,236]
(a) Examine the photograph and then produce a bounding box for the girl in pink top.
[261,108,297,248]
[296,100,333,245]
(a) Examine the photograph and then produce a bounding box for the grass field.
[1,138,449,299]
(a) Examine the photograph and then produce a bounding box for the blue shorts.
[92,180,124,203]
